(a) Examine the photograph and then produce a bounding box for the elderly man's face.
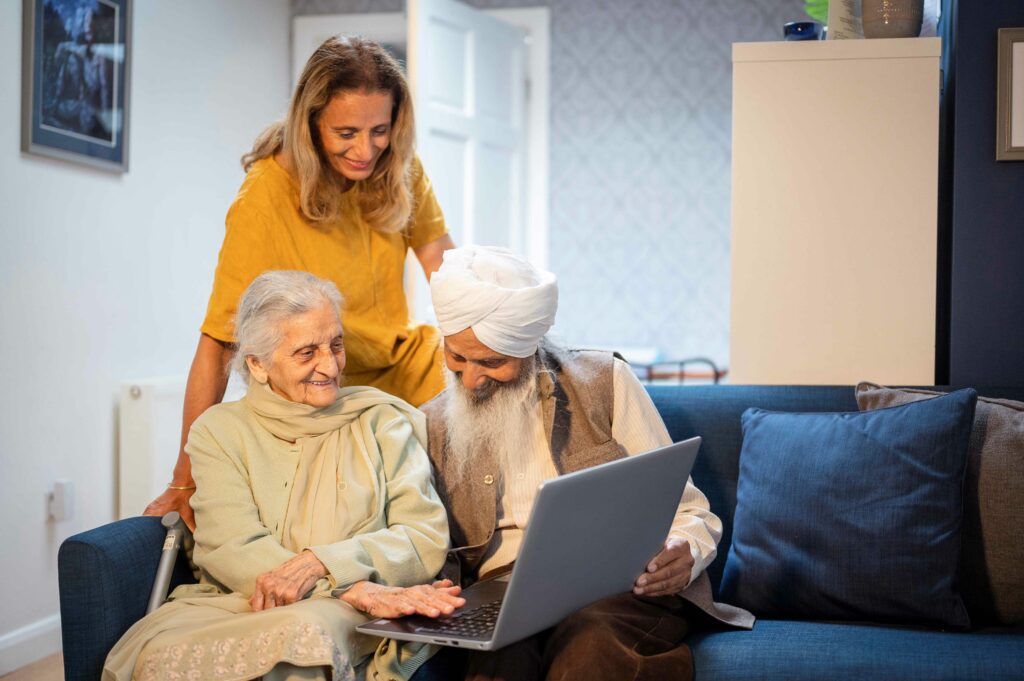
[248,302,345,408]
[443,327,524,401]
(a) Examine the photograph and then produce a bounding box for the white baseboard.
[0,614,62,676]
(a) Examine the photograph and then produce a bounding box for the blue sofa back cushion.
[647,385,862,592]
[719,388,978,629]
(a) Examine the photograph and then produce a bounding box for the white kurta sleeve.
[610,358,723,586]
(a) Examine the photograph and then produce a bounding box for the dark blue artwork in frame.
[21,0,131,172]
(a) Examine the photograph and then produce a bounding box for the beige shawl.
[245,382,429,562]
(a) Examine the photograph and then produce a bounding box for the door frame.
[292,8,550,269]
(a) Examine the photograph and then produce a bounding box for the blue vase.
[783,21,824,41]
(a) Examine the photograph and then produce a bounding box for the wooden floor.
[1,653,63,681]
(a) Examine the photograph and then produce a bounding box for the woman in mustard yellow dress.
[145,36,454,528]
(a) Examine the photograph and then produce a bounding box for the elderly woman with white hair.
[104,270,463,681]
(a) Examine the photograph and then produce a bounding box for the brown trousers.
[460,592,697,681]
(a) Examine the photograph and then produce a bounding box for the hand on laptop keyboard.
[341,579,466,619]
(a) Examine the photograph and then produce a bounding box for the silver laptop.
[356,436,701,651]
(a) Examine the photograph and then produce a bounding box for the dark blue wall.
[947,2,1024,385]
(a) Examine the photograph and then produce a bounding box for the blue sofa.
[59,385,1024,680]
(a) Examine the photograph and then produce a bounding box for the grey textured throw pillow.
[856,382,1024,626]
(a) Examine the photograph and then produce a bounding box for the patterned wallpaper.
[293,0,806,370]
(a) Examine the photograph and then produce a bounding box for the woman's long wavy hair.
[242,36,415,233]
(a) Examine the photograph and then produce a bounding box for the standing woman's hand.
[142,334,234,533]
[413,234,456,280]
[143,487,196,532]
[250,551,329,611]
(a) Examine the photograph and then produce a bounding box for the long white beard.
[442,355,539,486]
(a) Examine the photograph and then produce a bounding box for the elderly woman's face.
[249,302,346,408]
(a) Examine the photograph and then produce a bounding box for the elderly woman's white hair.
[232,270,344,381]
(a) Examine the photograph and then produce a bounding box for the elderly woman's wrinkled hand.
[250,550,329,611]
[341,579,465,619]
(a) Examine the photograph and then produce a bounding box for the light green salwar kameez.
[103,383,450,681]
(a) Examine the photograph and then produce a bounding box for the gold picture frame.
[996,27,1024,161]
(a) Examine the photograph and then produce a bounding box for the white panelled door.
[408,0,525,250]
[406,0,527,318]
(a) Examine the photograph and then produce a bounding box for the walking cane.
[146,512,186,614]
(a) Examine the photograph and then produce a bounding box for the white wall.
[0,0,291,672]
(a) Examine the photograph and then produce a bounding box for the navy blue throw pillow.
[719,389,977,628]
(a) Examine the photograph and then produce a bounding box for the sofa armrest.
[58,516,194,681]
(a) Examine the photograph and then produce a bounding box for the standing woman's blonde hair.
[242,36,414,234]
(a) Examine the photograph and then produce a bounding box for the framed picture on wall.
[996,27,1024,162]
[21,0,132,172]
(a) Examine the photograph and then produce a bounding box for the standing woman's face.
[316,89,394,182]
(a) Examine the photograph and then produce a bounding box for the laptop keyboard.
[414,599,503,638]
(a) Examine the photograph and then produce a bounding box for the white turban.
[430,246,558,358]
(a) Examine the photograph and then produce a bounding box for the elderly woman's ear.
[246,356,269,384]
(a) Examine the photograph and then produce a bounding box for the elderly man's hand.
[143,487,196,532]
[250,551,328,611]
[633,538,693,597]
[341,579,465,619]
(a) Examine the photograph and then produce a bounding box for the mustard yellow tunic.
[201,157,448,406]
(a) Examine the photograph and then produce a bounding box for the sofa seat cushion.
[689,619,1024,681]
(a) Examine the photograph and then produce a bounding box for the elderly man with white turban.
[421,246,753,681]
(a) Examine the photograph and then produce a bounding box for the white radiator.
[118,377,188,519]
[118,375,246,518]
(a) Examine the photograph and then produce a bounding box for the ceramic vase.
[861,0,924,39]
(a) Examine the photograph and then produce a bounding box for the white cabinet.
[729,37,941,385]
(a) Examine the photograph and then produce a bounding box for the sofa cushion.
[857,382,1024,626]
[719,389,977,628]
[689,619,1024,681]
[646,385,860,594]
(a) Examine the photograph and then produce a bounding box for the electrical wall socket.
[49,479,74,521]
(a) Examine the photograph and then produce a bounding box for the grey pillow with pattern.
[856,382,1024,626]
